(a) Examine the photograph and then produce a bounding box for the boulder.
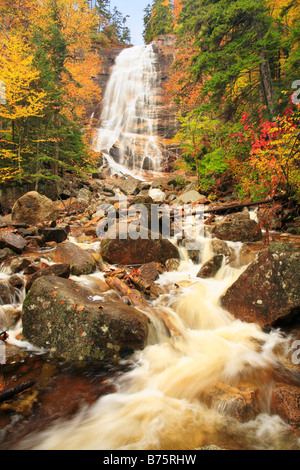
[100,234,180,266]
[200,382,262,423]
[120,179,140,196]
[197,255,224,278]
[51,241,96,276]
[221,245,300,328]
[211,214,263,243]
[211,239,232,258]
[0,248,11,262]
[22,276,149,361]
[11,191,59,225]
[0,281,13,305]
[39,227,68,244]
[176,190,206,205]
[26,263,71,291]
[271,384,300,434]
[9,257,31,274]
[76,187,92,203]
[0,232,27,254]
[165,258,181,272]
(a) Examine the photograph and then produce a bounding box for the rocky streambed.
[0,169,299,450]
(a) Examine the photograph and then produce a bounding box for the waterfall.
[93,44,163,175]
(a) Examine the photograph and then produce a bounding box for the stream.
[0,218,299,450]
[0,42,299,451]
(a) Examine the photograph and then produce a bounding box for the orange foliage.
[163,34,203,112]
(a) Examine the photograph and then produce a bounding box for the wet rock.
[165,258,181,272]
[211,213,263,243]
[201,382,262,423]
[221,245,300,328]
[0,306,21,329]
[22,276,149,362]
[11,191,59,225]
[176,190,206,205]
[39,227,68,244]
[0,281,13,305]
[197,255,224,279]
[120,179,140,196]
[211,239,232,258]
[271,384,300,434]
[0,248,11,262]
[0,232,27,254]
[139,262,160,285]
[100,232,180,267]
[9,257,31,274]
[51,241,96,276]
[8,275,25,290]
[129,262,161,293]
[26,263,71,291]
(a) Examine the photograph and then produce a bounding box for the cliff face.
[89,46,127,124]
[152,35,179,171]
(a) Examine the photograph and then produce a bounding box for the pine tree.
[143,0,174,44]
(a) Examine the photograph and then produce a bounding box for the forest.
[0,0,130,189]
[0,0,299,211]
[144,0,300,209]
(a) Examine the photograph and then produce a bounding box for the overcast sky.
[109,0,150,45]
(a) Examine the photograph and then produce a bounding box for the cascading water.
[16,215,300,451]
[93,44,163,176]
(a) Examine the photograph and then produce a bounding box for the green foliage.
[169,0,300,203]
[143,0,174,44]
[95,1,131,46]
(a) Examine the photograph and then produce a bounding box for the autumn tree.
[0,33,46,182]
[0,0,103,185]
[143,0,174,44]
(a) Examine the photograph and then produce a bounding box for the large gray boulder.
[51,241,96,275]
[11,191,59,225]
[211,213,263,243]
[221,244,300,328]
[22,276,149,362]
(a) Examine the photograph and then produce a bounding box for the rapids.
[1,44,299,451]
[11,231,300,451]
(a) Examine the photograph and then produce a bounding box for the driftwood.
[0,378,38,404]
[105,275,182,338]
[203,197,282,215]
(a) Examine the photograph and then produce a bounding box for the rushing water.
[1,44,299,450]
[93,44,162,175]
[8,224,299,451]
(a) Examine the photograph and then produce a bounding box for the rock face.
[22,276,149,362]
[176,190,206,205]
[221,244,300,328]
[26,263,71,291]
[211,215,263,243]
[100,235,180,266]
[271,384,300,434]
[197,255,224,279]
[51,241,96,276]
[11,191,59,225]
[0,232,27,254]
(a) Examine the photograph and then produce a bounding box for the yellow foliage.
[0,34,46,121]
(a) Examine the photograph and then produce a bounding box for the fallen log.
[0,378,38,404]
[105,275,182,338]
[204,197,282,215]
